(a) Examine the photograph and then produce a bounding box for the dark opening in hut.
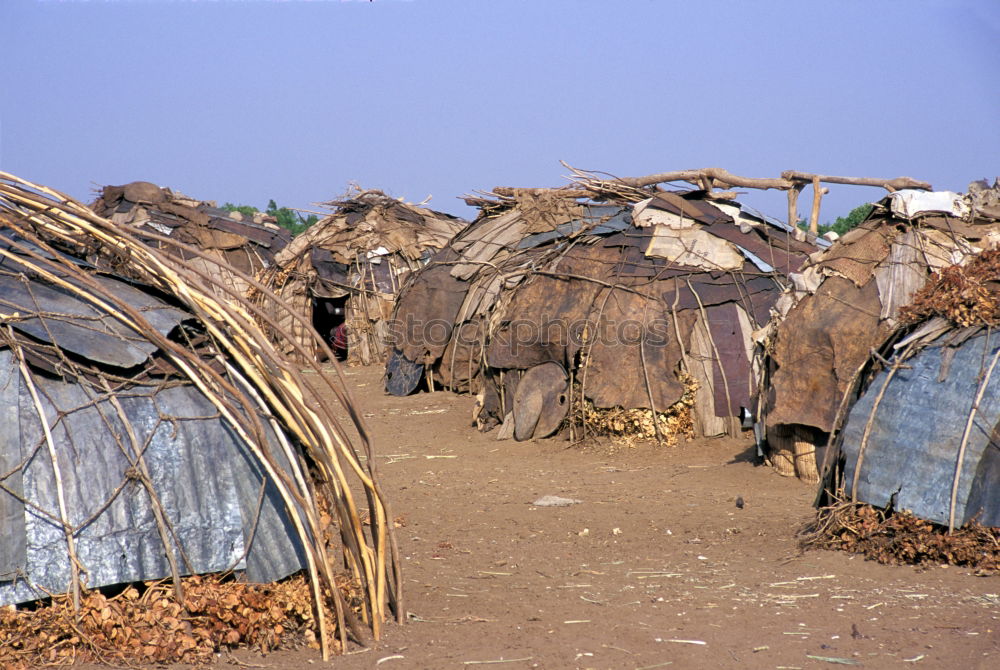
[259,189,466,365]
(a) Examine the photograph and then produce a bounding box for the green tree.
[222,200,318,236]
[222,202,259,218]
[797,202,874,237]
[823,202,873,236]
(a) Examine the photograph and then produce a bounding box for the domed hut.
[387,169,824,443]
[762,180,1000,482]
[819,243,1000,530]
[90,181,290,297]
[261,189,466,365]
[0,173,400,658]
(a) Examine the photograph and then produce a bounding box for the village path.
[224,365,996,670]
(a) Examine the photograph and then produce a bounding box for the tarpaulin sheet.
[0,348,306,605]
[841,331,1000,527]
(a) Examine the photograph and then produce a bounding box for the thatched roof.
[388,182,817,441]
[90,181,290,295]
[762,182,1000,481]
[0,173,400,656]
[261,188,466,365]
[821,246,1000,529]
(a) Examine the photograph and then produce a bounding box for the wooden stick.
[787,185,803,232]
[780,171,931,191]
[638,301,665,443]
[851,347,912,502]
[809,176,827,235]
[14,346,82,612]
[948,335,1000,532]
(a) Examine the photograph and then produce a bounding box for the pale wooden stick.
[14,345,82,611]
[948,337,1000,532]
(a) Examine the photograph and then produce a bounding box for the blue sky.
[2,0,997,222]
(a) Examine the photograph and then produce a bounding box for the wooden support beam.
[780,171,932,192]
[787,184,803,232]
[809,176,829,235]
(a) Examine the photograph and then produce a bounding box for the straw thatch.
[761,181,1000,482]
[814,243,1000,535]
[387,176,817,443]
[258,188,466,366]
[0,173,401,658]
[91,181,290,297]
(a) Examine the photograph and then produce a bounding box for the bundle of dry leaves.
[801,502,1000,571]
[901,247,1000,327]
[575,373,697,446]
[0,573,363,669]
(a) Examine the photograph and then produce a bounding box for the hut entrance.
[313,295,348,361]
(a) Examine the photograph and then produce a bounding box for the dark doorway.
[313,295,348,361]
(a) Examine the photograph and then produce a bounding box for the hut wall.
[839,330,1000,527]
[389,191,813,441]
[764,193,1000,481]
[0,349,305,606]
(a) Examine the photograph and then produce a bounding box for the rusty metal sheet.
[705,302,751,417]
[661,275,777,313]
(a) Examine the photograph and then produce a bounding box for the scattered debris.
[531,495,583,507]
[805,654,860,665]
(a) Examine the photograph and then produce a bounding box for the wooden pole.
[809,176,828,235]
[787,185,803,238]
[781,171,931,191]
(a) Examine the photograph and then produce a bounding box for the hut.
[0,173,400,658]
[762,180,1000,482]
[819,242,1000,531]
[260,189,466,365]
[386,174,819,443]
[90,181,291,297]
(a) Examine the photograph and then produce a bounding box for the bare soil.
[194,365,997,668]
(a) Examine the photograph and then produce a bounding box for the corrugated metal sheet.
[840,331,1000,527]
[0,348,306,605]
[0,254,306,605]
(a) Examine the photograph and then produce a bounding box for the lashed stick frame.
[560,162,932,234]
[0,172,402,658]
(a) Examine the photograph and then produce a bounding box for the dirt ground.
[211,365,996,669]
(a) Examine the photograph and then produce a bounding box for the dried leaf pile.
[801,502,1000,571]
[900,247,1000,327]
[0,573,363,669]
[575,373,697,446]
